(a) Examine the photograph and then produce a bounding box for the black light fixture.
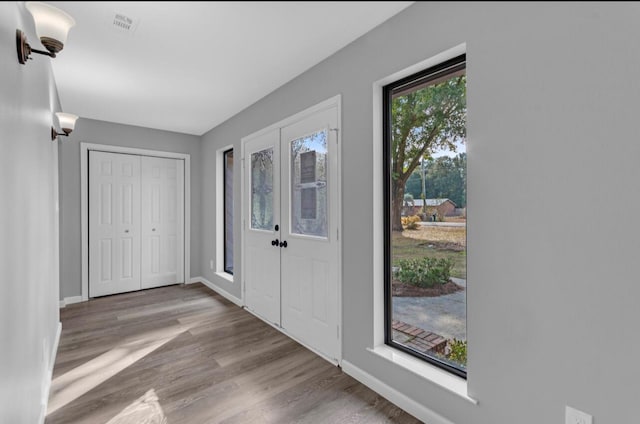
[17,2,75,65]
[52,112,78,141]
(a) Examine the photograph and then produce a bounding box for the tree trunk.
[392,184,405,232]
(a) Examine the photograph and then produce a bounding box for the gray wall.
[201,2,640,423]
[59,118,202,299]
[0,2,62,422]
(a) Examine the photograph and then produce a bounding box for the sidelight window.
[223,149,234,274]
[384,55,467,376]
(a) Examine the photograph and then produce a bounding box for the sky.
[431,137,466,158]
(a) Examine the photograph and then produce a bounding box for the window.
[384,55,467,377]
[223,149,234,274]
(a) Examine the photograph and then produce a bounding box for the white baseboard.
[40,322,62,424]
[189,277,243,307]
[341,359,456,424]
[59,296,83,308]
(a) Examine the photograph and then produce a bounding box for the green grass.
[392,232,466,279]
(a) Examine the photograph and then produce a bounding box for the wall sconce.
[52,112,78,140]
[17,2,75,65]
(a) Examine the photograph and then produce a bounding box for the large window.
[384,55,467,376]
[224,149,234,274]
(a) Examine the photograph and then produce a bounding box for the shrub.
[403,193,415,205]
[447,339,467,365]
[395,257,453,287]
[401,215,421,230]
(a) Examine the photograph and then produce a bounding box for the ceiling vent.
[110,13,139,35]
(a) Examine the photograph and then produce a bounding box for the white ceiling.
[47,1,413,135]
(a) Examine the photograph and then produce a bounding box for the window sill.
[215,271,234,283]
[368,345,478,405]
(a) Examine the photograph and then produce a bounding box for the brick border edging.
[392,320,447,355]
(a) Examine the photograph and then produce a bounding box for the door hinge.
[337,325,340,339]
[329,127,339,143]
[336,227,339,240]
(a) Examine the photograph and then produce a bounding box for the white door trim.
[81,142,191,301]
[240,94,342,364]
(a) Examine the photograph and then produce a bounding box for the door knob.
[152,228,156,232]
[271,239,279,246]
[124,229,129,233]
[279,240,287,248]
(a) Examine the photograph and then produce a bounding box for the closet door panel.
[89,151,141,297]
[141,156,182,289]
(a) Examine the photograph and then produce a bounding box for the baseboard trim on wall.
[341,359,456,424]
[39,321,61,424]
[58,296,83,308]
[189,277,243,307]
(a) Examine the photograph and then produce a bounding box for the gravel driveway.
[392,278,466,341]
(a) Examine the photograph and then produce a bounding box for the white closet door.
[280,106,340,362]
[244,129,281,326]
[141,156,184,289]
[89,151,141,297]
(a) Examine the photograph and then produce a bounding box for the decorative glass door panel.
[251,148,274,231]
[290,130,328,238]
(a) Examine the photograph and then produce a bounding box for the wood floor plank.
[46,283,421,424]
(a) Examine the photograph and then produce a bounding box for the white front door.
[242,103,340,362]
[141,156,185,289]
[280,107,340,361]
[89,151,141,297]
[244,129,281,325]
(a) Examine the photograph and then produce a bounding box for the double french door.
[89,151,184,297]
[244,105,340,362]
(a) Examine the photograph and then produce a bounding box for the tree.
[451,152,466,207]
[423,153,466,207]
[404,153,467,208]
[391,74,466,231]
[405,171,423,200]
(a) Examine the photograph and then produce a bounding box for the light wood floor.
[46,283,421,424]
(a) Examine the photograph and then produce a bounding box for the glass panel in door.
[290,130,328,238]
[251,148,274,231]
